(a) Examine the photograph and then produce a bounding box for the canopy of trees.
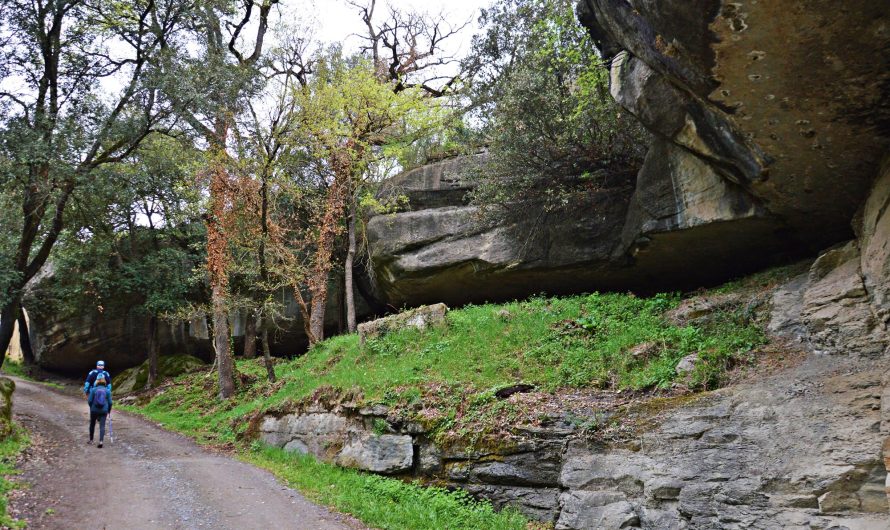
[0,0,645,399]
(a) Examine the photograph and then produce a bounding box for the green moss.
[116,355,206,394]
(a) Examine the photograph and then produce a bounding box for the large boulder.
[357,303,448,344]
[24,269,375,374]
[114,354,206,394]
[577,0,890,248]
[367,150,797,307]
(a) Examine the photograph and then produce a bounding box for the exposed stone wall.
[260,321,889,528]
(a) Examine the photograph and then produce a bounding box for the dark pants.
[89,412,107,442]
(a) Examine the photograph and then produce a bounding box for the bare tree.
[348,0,470,96]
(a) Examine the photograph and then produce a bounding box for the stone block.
[358,304,448,344]
[557,491,639,530]
[335,434,413,474]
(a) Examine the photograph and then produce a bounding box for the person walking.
[83,360,112,396]
[87,375,112,447]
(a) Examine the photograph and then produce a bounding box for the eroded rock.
[357,303,448,343]
[557,491,639,530]
[335,433,414,474]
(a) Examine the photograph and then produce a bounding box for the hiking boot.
[97,442,103,448]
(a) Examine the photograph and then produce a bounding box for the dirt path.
[8,378,363,530]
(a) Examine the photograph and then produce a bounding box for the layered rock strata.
[366,151,789,307]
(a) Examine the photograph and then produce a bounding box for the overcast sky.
[302,0,487,59]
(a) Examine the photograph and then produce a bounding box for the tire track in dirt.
[8,378,363,530]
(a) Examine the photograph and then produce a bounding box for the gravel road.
[8,378,362,530]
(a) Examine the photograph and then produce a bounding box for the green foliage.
[26,135,206,324]
[464,0,648,209]
[0,360,63,389]
[0,424,29,528]
[287,50,446,182]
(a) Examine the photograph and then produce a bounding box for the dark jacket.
[84,369,112,394]
[88,385,112,414]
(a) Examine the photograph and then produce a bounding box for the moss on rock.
[0,377,15,438]
[116,355,205,394]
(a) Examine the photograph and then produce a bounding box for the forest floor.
[5,377,364,530]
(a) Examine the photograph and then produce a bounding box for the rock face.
[366,152,791,307]
[357,303,448,344]
[25,307,213,374]
[367,155,643,306]
[114,354,206,394]
[24,274,374,373]
[579,0,890,244]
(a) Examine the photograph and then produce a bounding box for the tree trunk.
[260,326,276,383]
[337,270,345,334]
[345,196,357,333]
[306,171,348,345]
[308,291,327,346]
[213,286,234,399]
[146,316,159,389]
[207,118,234,399]
[0,302,22,369]
[17,306,34,364]
[244,310,257,358]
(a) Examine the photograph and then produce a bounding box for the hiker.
[87,375,112,447]
[83,360,112,397]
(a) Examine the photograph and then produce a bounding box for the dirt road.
[8,378,362,530]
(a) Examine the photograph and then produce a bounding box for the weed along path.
[8,378,361,530]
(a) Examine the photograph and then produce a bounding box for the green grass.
[126,278,796,528]
[0,425,30,528]
[0,360,64,390]
[125,401,530,529]
[131,289,769,446]
[243,445,527,530]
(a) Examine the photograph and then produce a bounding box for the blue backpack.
[93,387,108,410]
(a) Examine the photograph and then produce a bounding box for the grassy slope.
[0,425,29,528]
[0,360,64,390]
[127,262,806,529]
